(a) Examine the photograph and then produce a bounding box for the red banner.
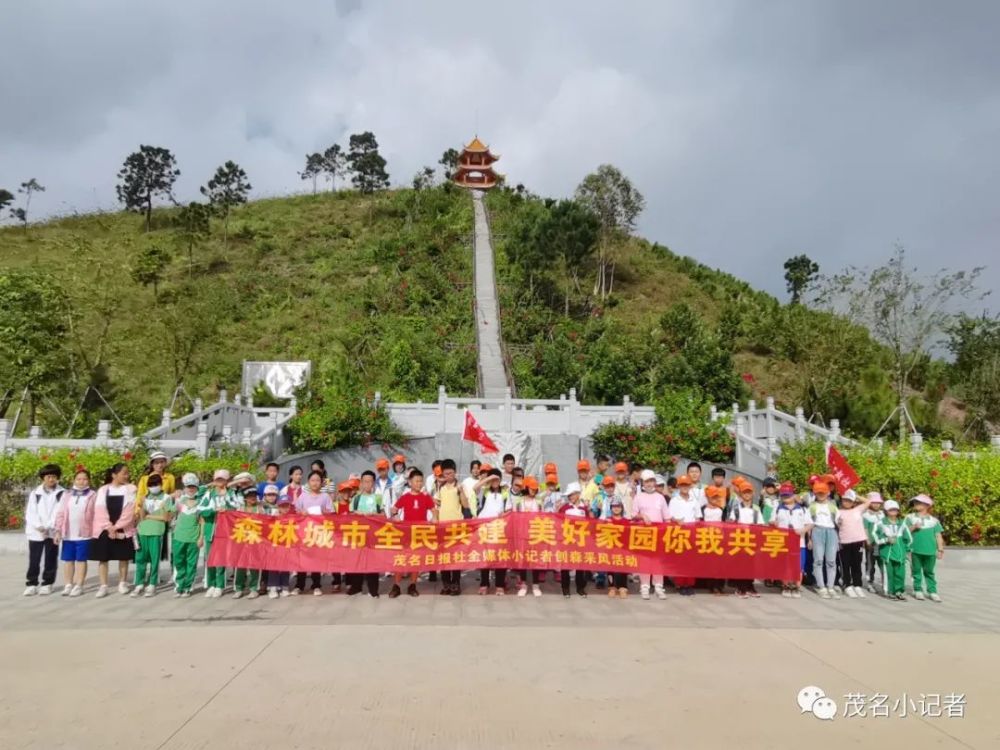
[463,409,498,453]
[209,512,800,579]
[827,446,860,494]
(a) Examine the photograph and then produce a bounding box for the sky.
[2,0,997,311]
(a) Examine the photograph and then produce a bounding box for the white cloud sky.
[2,0,997,309]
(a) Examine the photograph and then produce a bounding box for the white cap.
[564,481,582,496]
[262,484,280,496]
[842,489,857,502]
[883,500,899,512]
[654,474,666,486]
[228,471,255,487]
[212,468,231,481]
[640,469,656,481]
[182,472,200,487]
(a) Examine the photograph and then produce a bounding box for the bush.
[286,390,405,452]
[776,439,1000,546]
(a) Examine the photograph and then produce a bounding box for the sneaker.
[22,586,38,597]
[578,591,588,598]
[865,582,876,594]
[204,587,215,598]
[855,587,866,598]
[819,587,831,599]
[895,593,907,601]
[117,582,129,595]
[640,588,651,600]
[781,589,792,598]
[130,587,141,598]
[449,587,461,596]
[478,586,489,595]
[929,593,942,602]
[279,589,290,598]
[290,588,301,596]
[95,585,108,598]
[248,590,259,600]
[618,588,629,599]
[655,588,667,600]
[738,590,749,599]
[607,587,618,598]
[830,587,841,600]
[532,585,542,597]
[518,585,529,597]
[407,584,419,597]
[749,589,761,598]
[211,587,223,598]
[388,584,402,599]
[495,588,505,596]
[69,585,83,597]
[792,590,801,599]
[329,585,340,594]
[313,588,323,596]
[174,590,183,598]
[846,586,858,598]
[144,587,155,598]
[268,587,278,599]
[180,591,192,598]
[39,584,53,596]
[562,591,571,598]
[914,591,925,601]
[232,590,244,600]
[61,584,73,596]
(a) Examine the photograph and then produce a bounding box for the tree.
[439,148,460,179]
[130,241,171,299]
[819,245,984,443]
[0,188,13,214]
[201,160,251,246]
[533,200,600,314]
[783,254,819,304]
[574,164,645,300]
[116,145,180,232]
[947,314,1000,437]
[8,178,45,229]
[299,152,324,193]
[321,145,347,191]
[412,166,435,191]
[173,201,211,274]
[347,131,390,194]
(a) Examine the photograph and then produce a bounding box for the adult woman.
[136,451,176,565]
[53,468,96,597]
[90,463,137,598]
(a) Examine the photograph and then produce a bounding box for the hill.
[0,183,954,439]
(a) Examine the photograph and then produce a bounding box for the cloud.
[1,0,996,310]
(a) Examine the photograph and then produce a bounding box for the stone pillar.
[623,395,633,423]
[218,389,228,404]
[709,405,717,422]
[830,419,841,443]
[909,432,923,451]
[196,422,209,457]
[765,396,775,443]
[222,425,233,444]
[161,408,172,429]
[29,424,42,439]
[795,407,806,440]
[0,419,8,452]
[194,397,203,413]
[504,387,513,432]
[234,394,242,406]
[941,440,953,452]
[568,388,579,436]
[438,385,447,432]
[734,417,746,468]
[991,435,1000,453]
[96,420,110,446]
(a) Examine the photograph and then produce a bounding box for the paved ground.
[471,189,510,399]
[1,553,996,750]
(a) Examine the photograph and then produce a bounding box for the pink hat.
[866,491,884,504]
[911,493,933,507]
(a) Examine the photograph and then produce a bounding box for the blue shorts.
[60,539,90,562]
[800,547,808,572]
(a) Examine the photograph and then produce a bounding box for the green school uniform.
[351,492,382,515]
[134,494,175,588]
[761,495,779,524]
[198,488,242,589]
[906,513,943,595]
[873,517,911,595]
[234,502,264,592]
[172,495,202,594]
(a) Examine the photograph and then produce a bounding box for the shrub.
[776,439,1000,546]
[286,390,405,452]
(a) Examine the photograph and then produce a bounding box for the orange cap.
[614,461,628,473]
[524,476,539,490]
[433,465,443,477]
[480,463,493,473]
[820,473,836,485]
[812,480,830,493]
[545,473,559,485]
[337,481,351,492]
[601,476,615,487]
[543,462,557,474]
[676,475,693,487]
[705,485,727,500]
[577,459,591,472]
[375,458,390,470]
[392,454,406,465]
[348,477,360,488]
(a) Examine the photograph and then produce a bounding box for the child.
[540,474,562,512]
[873,500,911,600]
[701,485,728,595]
[514,476,545,597]
[808,480,840,599]
[345,470,382,597]
[592,475,617,519]
[132,473,175,597]
[669,474,702,596]
[760,479,780,524]
[267,496,295,598]
[293,470,334,595]
[281,465,304,506]
[197,468,243,598]
[835,489,873,598]
[613,462,635,516]
[172,473,203,597]
[473,468,508,595]
[389,454,408,501]
[862,492,886,595]
[634,470,670,600]
[257,462,285,497]
[557,482,589,597]
[391,469,437,597]
[24,463,64,596]
[686,461,707,507]
[434,459,468,595]
[771,485,810,598]
[232,487,263,599]
[53,468,95,597]
[607,498,631,598]
[906,494,944,602]
[729,483,765,598]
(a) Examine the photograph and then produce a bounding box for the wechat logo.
[797,685,837,720]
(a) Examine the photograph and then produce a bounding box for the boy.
[686,462,707,507]
[862,492,886,594]
[346,471,382,597]
[772,484,810,598]
[760,479,780,524]
[577,459,601,507]
[613,462,635,514]
[172,473,203,598]
[729,483,764,598]
[435,459,468,595]
[132,473,175,597]
[267,496,296,598]
[634,470,670,600]
[24,463,64,596]
[669,475,701,596]
[391,469,437,597]
[906,494,944,602]
[808,480,840,599]
[374,458,395,518]
[501,453,517,487]
[232,487,263,599]
[460,460,481,517]
[557,482,589,597]
[873,500,911,600]
[257,462,284,498]
[541,474,562,512]
[702,486,728,595]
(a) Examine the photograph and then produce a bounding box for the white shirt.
[702,506,724,523]
[375,476,395,518]
[461,476,480,513]
[25,484,64,541]
[810,501,837,529]
[688,485,708,508]
[774,505,809,548]
[668,496,701,523]
[732,505,764,525]
[66,490,91,540]
[478,491,506,519]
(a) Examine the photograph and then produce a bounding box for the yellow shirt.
[436,483,463,522]
[136,472,176,510]
[581,478,600,504]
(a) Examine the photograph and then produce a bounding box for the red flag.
[463,409,499,453]
[826,446,860,494]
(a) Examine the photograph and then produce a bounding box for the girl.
[807,480,840,599]
[872,500,911,600]
[281,465,304,506]
[474,469,508,595]
[607,498,630,599]
[862,492,886,594]
[835,489,873,598]
[634,470,670,600]
[132,473,175,597]
[906,494,944,602]
[172,473,203,597]
[771,485,811,598]
[557,482,589,598]
[53,469,95,597]
[729,483,765,597]
[135,451,176,572]
[232,487,263,599]
[293,470,334,595]
[197,468,242,598]
[514,476,545,597]
[540,474,562,513]
[267,496,296,598]
[701,485,728,595]
[613,462,635,517]
[89,463,137,598]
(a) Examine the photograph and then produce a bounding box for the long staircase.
[471,190,513,398]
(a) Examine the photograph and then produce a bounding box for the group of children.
[21,453,946,603]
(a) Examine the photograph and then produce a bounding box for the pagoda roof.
[463,136,492,154]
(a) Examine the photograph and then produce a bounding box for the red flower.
[930,469,939,477]
[240,463,250,470]
[970,524,983,542]
[741,373,755,383]
[941,452,950,459]
[8,515,19,527]
[122,451,133,461]
[627,435,636,442]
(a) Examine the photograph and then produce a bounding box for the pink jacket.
[53,489,96,539]
[837,505,868,544]
[91,483,138,538]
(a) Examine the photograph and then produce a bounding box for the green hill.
[0,183,954,439]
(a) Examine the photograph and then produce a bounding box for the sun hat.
[866,491,884,504]
[338,481,351,492]
[213,468,231,481]
[392,454,406,465]
[243,486,259,497]
[911,493,933,507]
[543,462,557,474]
[564,481,582,496]
[348,476,361,488]
[884,500,900,512]
[763,477,777,487]
[811,480,830,493]
[705,485,727,500]
[228,471,255,487]
[523,476,539,491]
[610,498,624,508]
[149,450,170,465]
[182,472,200,487]
[640,469,656,481]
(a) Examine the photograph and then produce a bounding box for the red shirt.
[394,492,436,522]
[336,500,350,515]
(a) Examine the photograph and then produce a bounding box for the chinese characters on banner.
[209,512,801,579]
[827,446,860,494]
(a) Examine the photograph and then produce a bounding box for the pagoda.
[452,136,501,189]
